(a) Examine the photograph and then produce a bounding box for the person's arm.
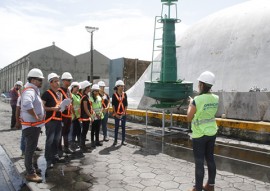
[187,97,196,122]
[42,100,60,112]
[83,100,91,117]
[106,94,110,110]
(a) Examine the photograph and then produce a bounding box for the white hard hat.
[61,72,73,80]
[80,80,92,89]
[15,81,23,87]
[91,84,100,91]
[115,80,125,87]
[27,68,44,79]
[70,82,80,89]
[98,81,106,87]
[78,82,84,90]
[197,71,215,85]
[48,73,60,82]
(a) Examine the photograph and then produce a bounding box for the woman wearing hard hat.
[89,84,104,148]
[98,81,110,142]
[187,71,219,191]
[112,80,128,146]
[79,80,92,152]
[70,82,81,147]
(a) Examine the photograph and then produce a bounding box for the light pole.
[85,26,99,83]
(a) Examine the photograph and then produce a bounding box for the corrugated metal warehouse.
[0,44,150,94]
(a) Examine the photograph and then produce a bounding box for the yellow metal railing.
[109,108,270,133]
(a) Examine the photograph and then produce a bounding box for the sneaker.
[103,137,109,142]
[113,141,117,146]
[25,173,42,183]
[63,147,74,154]
[95,141,103,146]
[53,156,66,164]
[46,161,53,169]
[121,141,127,146]
[91,142,96,148]
[35,168,42,175]
[80,146,92,153]
[203,184,215,191]
[35,147,42,151]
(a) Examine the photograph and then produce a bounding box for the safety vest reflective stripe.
[58,88,72,118]
[114,92,125,115]
[45,90,62,122]
[20,87,46,126]
[79,95,93,121]
[79,118,91,121]
[192,118,216,126]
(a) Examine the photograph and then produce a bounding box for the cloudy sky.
[0,0,248,69]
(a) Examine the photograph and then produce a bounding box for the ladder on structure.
[150,16,163,82]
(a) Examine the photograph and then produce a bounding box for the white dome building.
[127,0,270,108]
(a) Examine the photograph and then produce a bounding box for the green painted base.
[144,81,193,103]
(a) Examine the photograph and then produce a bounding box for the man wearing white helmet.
[187,71,219,191]
[58,72,73,154]
[41,73,63,168]
[98,81,110,141]
[112,80,128,146]
[9,80,23,128]
[20,68,45,182]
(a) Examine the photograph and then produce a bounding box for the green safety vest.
[72,93,81,120]
[191,93,219,138]
[90,95,104,120]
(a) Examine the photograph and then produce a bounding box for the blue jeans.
[192,135,216,191]
[45,120,62,163]
[101,112,108,137]
[114,115,126,142]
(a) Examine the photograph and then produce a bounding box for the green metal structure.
[144,0,193,107]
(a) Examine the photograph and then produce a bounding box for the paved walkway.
[0,101,269,191]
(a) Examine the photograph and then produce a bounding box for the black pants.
[59,117,71,149]
[72,118,81,142]
[10,105,16,128]
[192,135,216,191]
[80,121,90,147]
[91,120,101,142]
[23,127,41,175]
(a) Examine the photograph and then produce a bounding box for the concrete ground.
[0,101,269,191]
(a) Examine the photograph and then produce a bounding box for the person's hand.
[15,122,21,129]
[53,106,60,111]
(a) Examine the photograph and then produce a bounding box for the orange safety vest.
[58,88,72,118]
[79,95,93,122]
[113,92,126,115]
[20,87,45,127]
[44,90,62,123]
[101,93,109,108]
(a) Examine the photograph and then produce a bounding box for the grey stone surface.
[0,101,269,191]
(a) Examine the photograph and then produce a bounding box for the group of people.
[10,68,218,191]
[11,68,128,183]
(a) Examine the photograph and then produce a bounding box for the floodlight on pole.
[85,26,99,83]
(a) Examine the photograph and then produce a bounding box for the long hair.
[91,91,97,102]
[199,81,212,95]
